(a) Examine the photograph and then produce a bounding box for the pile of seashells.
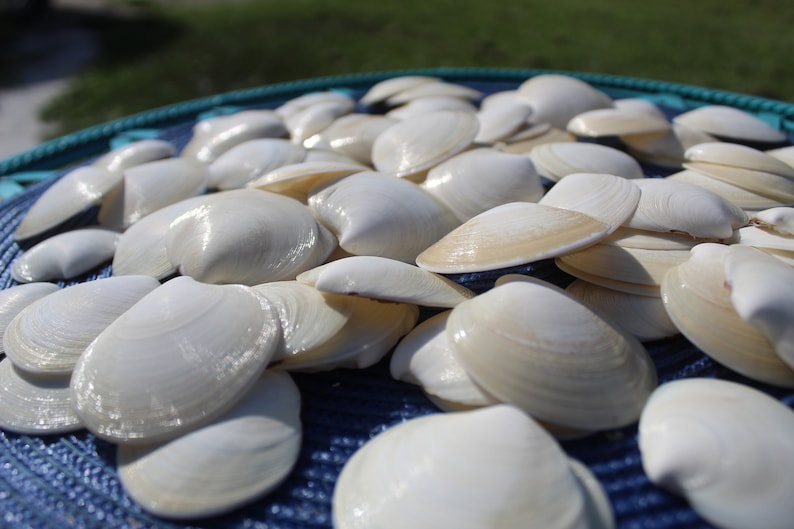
[1,73,793,529]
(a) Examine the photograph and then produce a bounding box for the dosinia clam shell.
[358,75,440,106]
[181,110,287,163]
[516,74,614,129]
[447,277,657,430]
[333,404,613,529]
[91,139,176,173]
[206,138,306,190]
[566,106,671,138]
[3,275,160,376]
[622,123,717,169]
[307,113,397,166]
[415,202,610,274]
[117,370,302,520]
[0,282,61,349]
[673,105,787,144]
[384,80,483,106]
[246,160,364,203]
[528,141,644,182]
[70,276,282,443]
[285,99,354,145]
[639,378,794,529]
[385,96,478,121]
[666,169,786,212]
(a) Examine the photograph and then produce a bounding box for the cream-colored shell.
[385,80,483,106]
[516,74,613,129]
[181,110,287,163]
[673,105,787,144]
[0,282,60,352]
[566,106,670,138]
[385,96,478,121]
[622,123,717,169]
[91,139,175,173]
[528,142,643,181]
[247,161,364,203]
[284,99,354,145]
[666,169,786,211]
[206,138,306,190]
[359,75,440,106]
[750,207,794,235]
[307,113,396,165]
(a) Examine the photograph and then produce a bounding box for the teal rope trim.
[2,67,792,176]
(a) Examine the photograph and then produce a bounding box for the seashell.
[370,110,479,179]
[729,225,794,252]
[473,99,533,143]
[478,89,523,111]
[613,98,669,117]
[166,189,336,285]
[303,147,367,166]
[385,80,483,106]
[358,75,440,106]
[3,275,160,376]
[528,141,644,182]
[750,207,794,235]
[246,160,364,203]
[70,276,282,443]
[117,370,302,519]
[766,145,794,168]
[385,96,478,121]
[666,169,786,212]
[497,124,576,155]
[602,227,709,250]
[421,147,544,222]
[111,195,209,280]
[11,228,120,283]
[206,138,306,190]
[673,105,787,144]
[181,110,287,163]
[566,279,678,341]
[0,282,60,351]
[415,202,610,274]
[308,171,459,263]
[14,166,122,241]
[305,113,396,165]
[91,139,176,173]
[284,99,354,145]
[333,404,614,529]
[97,157,209,230]
[447,277,657,430]
[724,245,794,367]
[516,74,614,129]
[683,142,794,203]
[538,172,641,232]
[639,378,794,529]
[389,310,500,411]
[625,178,748,239]
[622,123,718,169]
[0,357,82,435]
[566,106,671,138]
[274,90,356,120]
[660,243,794,387]
[296,255,475,307]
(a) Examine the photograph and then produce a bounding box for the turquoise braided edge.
[2,66,793,176]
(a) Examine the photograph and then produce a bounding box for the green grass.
[16,0,794,135]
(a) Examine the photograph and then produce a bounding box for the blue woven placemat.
[1,68,793,529]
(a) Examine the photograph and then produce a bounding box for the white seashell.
[421,147,544,222]
[516,74,614,129]
[14,166,122,241]
[389,310,499,411]
[0,357,82,435]
[625,178,748,239]
[333,404,613,529]
[246,160,364,202]
[3,275,160,376]
[416,202,610,274]
[478,89,523,111]
[566,106,670,138]
[11,228,120,283]
[275,90,356,120]
[308,171,459,263]
[613,98,669,117]
[497,124,576,155]
[306,113,396,165]
[385,80,483,106]
[639,378,794,529]
[206,138,306,190]
[666,169,786,212]
[91,139,175,173]
[70,276,282,443]
[602,227,709,250]
[111,195,209,279]
[766,145,794,168]
[724,245,794,367]
[385,96,478,121]
[566,279,678,341]
[528,141,644,181]
[729,225,794,252]
[358,75,440,106]
[622,123,717,169]
[303,148,367,166]
[749,206,794,235]
[673,105,787,144]
[117,370,302,519]
[181,110,287,163]
[296,255,475,307]
[660,243,794,387]
[370,110,479,179]
[0,282,60,351]
[538,172,641,232]
[166,189,335,285]
[474,99,533,143]
[97,157,209,230]
[447,278,657,430]
[284,99,354,145]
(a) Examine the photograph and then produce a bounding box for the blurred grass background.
[3,0,794,136]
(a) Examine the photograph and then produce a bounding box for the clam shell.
[602,227,709,250]
[117,370,302,519]
[166,189,335,285]
[308,171,459,263]
[474,99,533,143]
[666,169,786,211]
[358,75,440,106]
[622,123,717,169]
[639,378,794,529]
[729,225,794,252]
[274,90,356,120]
[11,228,120,283]
[660,243,794,387]
[415,202,610,274]
[181,110,287,163]
[3,275,160,376]
[14,166,122,241]
[766,145,794,168]
[421,147,544,222]
[385,80,483,106]
[0,282,60,351]
[447,278,657,430]
[528,141,644,181]
[285,99,354,145]
[247,160,364,202]
[673,105,787,144]
[516,74,613,129]
[0,357,82,435]
[333,405,611,529]
[498,124,576,155]
[206,138,306,190]
[566,106,670,138]
[370,110,479,179]
[296,255,475,307]
[306,113,396,165]
[70,276,282,443]
[91,139,175,173]
[385,96,478,121]
[750,207,794,235]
